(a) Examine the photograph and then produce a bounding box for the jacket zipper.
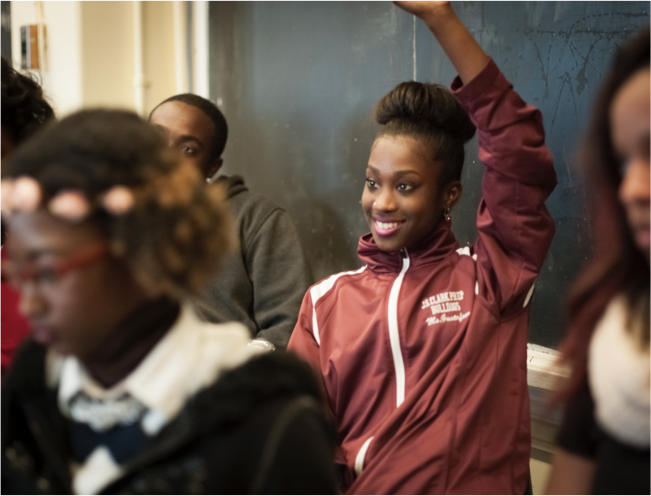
[388,248,410,407]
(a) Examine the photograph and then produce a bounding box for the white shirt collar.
[50,304,261,433]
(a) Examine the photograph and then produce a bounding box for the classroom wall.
[143,2,178,113]
[9,1,185,118]
[80,2,135,111]
[10,1,83,116]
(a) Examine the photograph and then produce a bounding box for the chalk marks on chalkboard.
[532,42,550,101]
[574,40,598,95]
[522,12,647,133]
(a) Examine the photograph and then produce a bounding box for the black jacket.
[2,340,337,494]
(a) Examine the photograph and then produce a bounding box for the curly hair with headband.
[4,109,233,299]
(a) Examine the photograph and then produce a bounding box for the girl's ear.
[444,181,463,209]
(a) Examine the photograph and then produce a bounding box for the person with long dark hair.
[1,109,337,494]
[289,2,557,493]
[547,28,650,495]
[1,56,55,376]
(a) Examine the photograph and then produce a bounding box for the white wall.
[143,1,177,112]
[10,1,83,117]
[80,2,135,111]
[9,1,199,118]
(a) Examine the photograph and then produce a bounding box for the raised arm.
[399,1,557,315]
[394,1,489,84]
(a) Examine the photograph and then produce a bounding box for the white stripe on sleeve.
[309,267,366,346]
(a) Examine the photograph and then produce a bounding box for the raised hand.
[393,1,454,24]
[394,1,488,85]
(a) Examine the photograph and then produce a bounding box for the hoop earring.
[443,206,451,222]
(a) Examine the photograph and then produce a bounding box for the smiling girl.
[1,110,336,494]
[288,2,557,494]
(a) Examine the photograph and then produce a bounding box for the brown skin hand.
[393,1,490,85]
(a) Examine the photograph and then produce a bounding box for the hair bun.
[374,81,475,143]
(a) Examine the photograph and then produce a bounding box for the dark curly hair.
[374,81,476,187]
[558,27,650,400]
[150,93,228,162]
[1,57,55,246]
[1,57,54,146]
[5,109,233,299]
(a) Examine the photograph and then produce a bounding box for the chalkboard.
[208,1,649,349]
[0,0,11,60]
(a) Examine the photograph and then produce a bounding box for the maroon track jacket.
[289,59,557,494]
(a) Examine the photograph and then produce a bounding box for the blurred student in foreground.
[547,28,650,495]
[1,56,55,376]
[1,109,336,494]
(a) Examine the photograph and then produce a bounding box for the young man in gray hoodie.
[150,94,312,349]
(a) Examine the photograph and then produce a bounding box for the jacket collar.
[5,340,323,495]
[357,220,460,274]
[105,352,326,492]
[54,304,257,437]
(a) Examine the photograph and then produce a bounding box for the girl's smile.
[373,219,406,236]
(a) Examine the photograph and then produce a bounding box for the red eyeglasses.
[2,242,110,290]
